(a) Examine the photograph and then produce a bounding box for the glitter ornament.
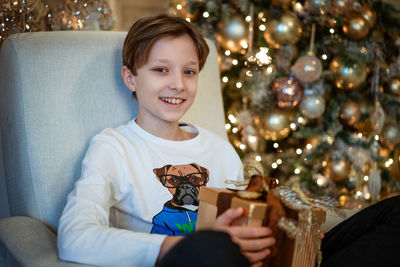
[263,11,303,49]
[254,110,292,141]
[369,101,385,134]
[329,57,368,90]
[385,77,400,96]
[299,94,326,119]
[342,15,370,41]
[291,55,323,84]
[340,100,361,126]
[216,15,248,53]
[271,76,303,109]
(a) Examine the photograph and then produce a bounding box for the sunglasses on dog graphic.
[158,172,208,188]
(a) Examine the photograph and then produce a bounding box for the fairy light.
[357,133,363,138]
[329,28,335,34]
[294,168,301,174]
[248,135,257,143]
[297,117,304,124]
[374,135,379,141]
[222,76,229,83]
[317,178,324,186]
[176,4,182,10]
[296,148,303,155]
[255,155,262,162]
[385,158,394,167]
[225,50,231,56]
[228,114,237,123]
[322,54,328,60]
[232,59,238,65]
[322,161,327,167]
[272,162,278,169]
[239,144,246,150]
[236,82,242,88]
[240,40,248,49]
[186,18,191,22]
[356,191,362,197]
[276,158,282,165]
[225,123,231,130]
[232,127,239,133]
[290,123,297,130]
[203,11,209,18]
[255,47,272,64]
[266,66,273,73]
[364,175,369,182]
[259,24,266,31]
[273,142,279,148]
[245,15,252,22]
[306,143,312,150]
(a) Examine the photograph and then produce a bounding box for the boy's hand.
[214,207,276,267]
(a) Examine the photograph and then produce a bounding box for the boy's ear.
[121,66,136,92]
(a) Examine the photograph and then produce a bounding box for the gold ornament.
[385,77,400,96]
[390,146,400,181]
[381,122,400,149]
[328,0,354,16]
[325,157,351,182]
[271,0,292,9]
[359,5,377,28]
[291,55,323,84]
[329,57,368,90]
[254,110,292,141]
[305,0,331,14]
[342,15,370,41]
[216,15,248,53]
[299,94,326,119]
[338,188,350,207]
[340,100,361,126]
[270,76,303,109]
[263,11,303,49]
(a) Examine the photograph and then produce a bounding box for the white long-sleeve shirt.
[57,119,244,267]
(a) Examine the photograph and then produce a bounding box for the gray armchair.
[0,31,226,266]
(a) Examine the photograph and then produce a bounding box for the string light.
[294,168,301,174]
[236,82,242,88]
[222,76,229,83]
[364,176,369,181]
[273,142,279,148]
[296,148,302,155]
[225,123,231,130]
[239,144,246,150]
[259,24,266,31]
[322,54,328,60]
[202,11,210,18]
[228,114,237,123]
[232,127,239,133]
[272,162,278,169]
[225,50,231,56]
[255,155,262,162]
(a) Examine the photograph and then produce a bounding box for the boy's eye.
[184,70,196,75]
[154,68,167,73]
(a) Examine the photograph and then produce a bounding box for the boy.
[58,15,274,266]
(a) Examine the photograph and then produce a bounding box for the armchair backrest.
[0,31,226,230]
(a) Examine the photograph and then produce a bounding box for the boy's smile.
[122,34,200,140]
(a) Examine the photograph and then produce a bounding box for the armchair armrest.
[0,216,93,267]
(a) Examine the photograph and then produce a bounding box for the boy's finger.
[238,236,276,251]
[215,207,243,226]
[244,248,271,263]
[227,225,272,239]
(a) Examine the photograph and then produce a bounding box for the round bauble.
[340,100,361,126]
[263,11,303,49]
[254,110,292,141]
[291,55,323,84]
[359,5,377,28]
[343,15,370,41]
[325,157,351,182]
[381,122,400,149]
[299,94,326,119]
[385,77,400,96]
[329,57,368,90]
[216,15,248,53]
[270,76,303,109]
[305,0,331,14]
[328,0,354,16]
[271,0,292,9]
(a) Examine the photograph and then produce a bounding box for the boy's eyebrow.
[150,58,199,66]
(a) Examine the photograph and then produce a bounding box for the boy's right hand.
[214,207,276,267]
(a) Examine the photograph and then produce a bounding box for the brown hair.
[122,14,209,76]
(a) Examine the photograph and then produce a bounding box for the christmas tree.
[169,0,400,209]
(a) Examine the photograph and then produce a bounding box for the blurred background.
[1,0,400,219]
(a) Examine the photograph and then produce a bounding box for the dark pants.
[321,195,400,267]
[156,230,250,267]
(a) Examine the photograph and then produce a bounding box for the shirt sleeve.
[57,133,166,267]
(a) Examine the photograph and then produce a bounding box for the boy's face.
[129,34,199,130]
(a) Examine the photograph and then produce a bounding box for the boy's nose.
[169,72,184,91]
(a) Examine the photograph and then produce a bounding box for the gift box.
[197,176,326,267]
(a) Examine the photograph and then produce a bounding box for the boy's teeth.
[162,98,183,104]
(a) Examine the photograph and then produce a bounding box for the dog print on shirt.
[151,163,209,236]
